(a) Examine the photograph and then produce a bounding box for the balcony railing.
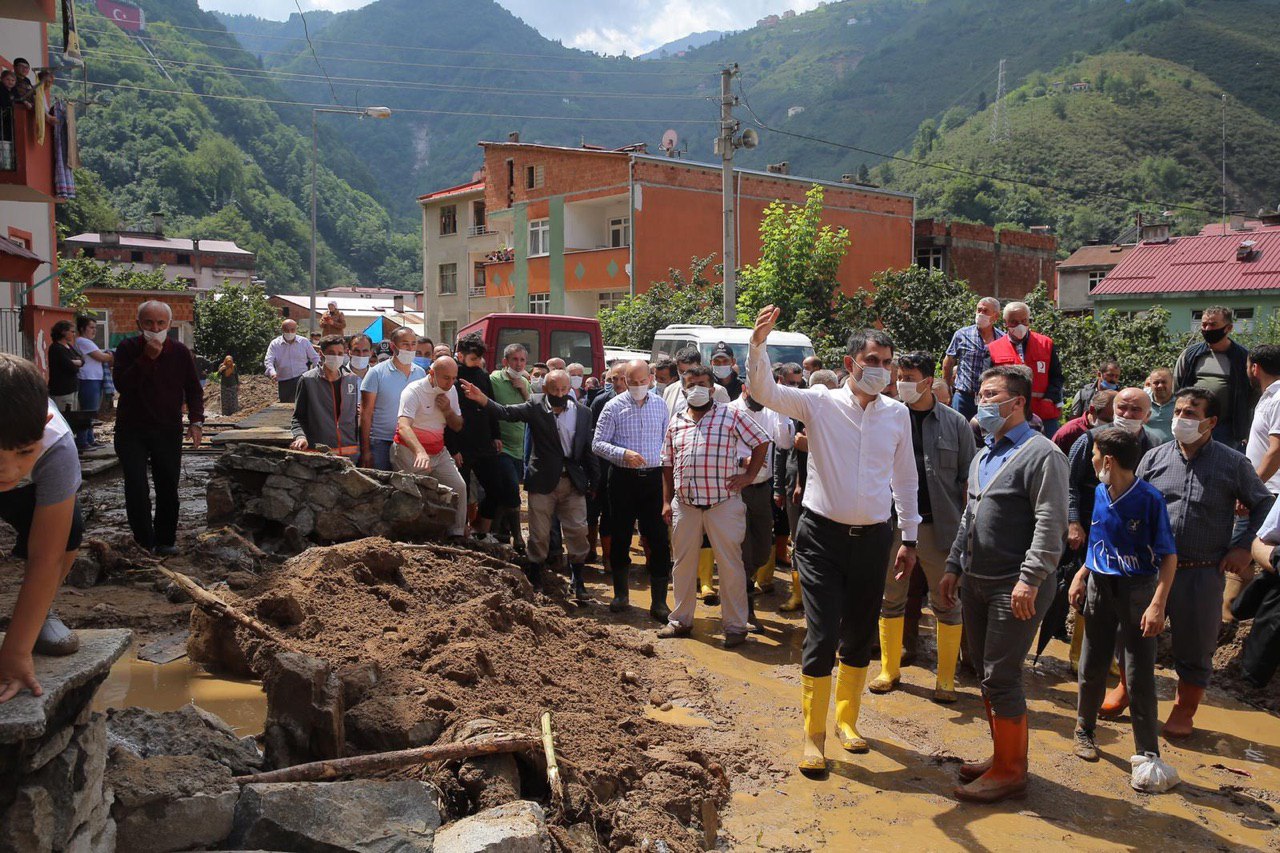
[467,224,495,237]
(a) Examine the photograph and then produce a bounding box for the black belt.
[1178,559,1220,570]
[744,481,771,490]
[618,466,662,477]
[802,509,889,537]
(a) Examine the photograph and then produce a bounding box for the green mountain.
[208,11,336,63]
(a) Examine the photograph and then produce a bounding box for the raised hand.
[751,304,781,347]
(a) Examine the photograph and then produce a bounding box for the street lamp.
[310,106,392,331]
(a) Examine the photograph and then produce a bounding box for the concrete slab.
[0,629,132,743]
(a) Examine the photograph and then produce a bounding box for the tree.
[193,281,279,371]
[597,255,724,349]
[856,162,871,184]
[867,266,977,356]
[58,253,183,313]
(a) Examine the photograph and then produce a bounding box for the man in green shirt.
[491,343,532,552]
[1144,367,1175,445]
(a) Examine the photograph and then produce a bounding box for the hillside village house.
[64,218,256,292]
[1091,219,1280,334]
[1056,241,1134,312]
[914,218,1058,302]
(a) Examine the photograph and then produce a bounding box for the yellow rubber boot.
[779,570,803,612]
[799,674,830,776]
[698,549,717,602]
[869,617,903,694]
[754,550,777,591]
[934,622,963,704]
[1069,623,1085,675]
[835,663,870,753]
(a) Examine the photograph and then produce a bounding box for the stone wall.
[206,444,460,553]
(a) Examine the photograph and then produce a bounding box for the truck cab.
[456,313,605,376]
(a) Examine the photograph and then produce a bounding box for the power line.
[293,1,336,105]
[83,78,719,124]
[81,46,714,101]
[736,80,1220,217]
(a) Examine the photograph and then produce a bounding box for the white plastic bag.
[1130,752,1180,793]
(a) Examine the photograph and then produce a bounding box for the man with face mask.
[588,365,629,568]
[394,357,466,538]
[112,301,203,556]
[347,335,374,382]
[1174,306,1252,447]
[1067,358,1122,420]
[664,348,729,417]
[567,363,586,399]
[747,307,920,777]
[653,359,678,398]
[943,297,1004,419]
[871,352,975,703]
[937,365,1068,803]
[455,333,519,544]
[1136,388,1273,738]
[1053,389,1116,456]
[986,301,1064,437]
[360,327,426,471]
[289,335,360,457]
[709,342,743,400]
[264,319,320,403]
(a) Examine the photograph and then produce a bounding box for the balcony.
[467,223,495,237]
[0,0,56,22]
[564,246,629,292]
[0,108,55,202]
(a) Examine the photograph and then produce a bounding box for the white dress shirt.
[1246,378,1280,493]
[747,342,921,539]
[554,405,577,456]
[728,397,794,483]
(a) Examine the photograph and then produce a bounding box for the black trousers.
[607,467,672,597]
[793,510,893,676]
[461,452,520,521]
[0,485,84,558]
[1237,571,1280,687]
[114,427,183,549]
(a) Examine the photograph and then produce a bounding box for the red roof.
[1091,226,1280,297]
[417,180,485,202]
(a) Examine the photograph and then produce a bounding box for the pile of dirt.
[190,538,755,851]
[1214,621,1280,713]
[205,374,278,421]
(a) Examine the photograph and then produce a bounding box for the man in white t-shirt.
[394,356,467,537]
[73,316,113,449]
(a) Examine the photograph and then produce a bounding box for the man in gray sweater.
[939,364,1068,804]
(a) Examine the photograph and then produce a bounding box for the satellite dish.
[661,129,678,152]
[740,128,760,149]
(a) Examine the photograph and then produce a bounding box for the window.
[1087,270,1106,291]
[175,253,192,266]
[598,291,628,312]
[439,320,458,348]
[471,263,486,296]
[528,218,550,257]
[529,293,550,314]
[130,250,146,264]
[1192,307,1253,333]
[609,217,631,248]
[438,263,458,295]
[915,247,944,271]
[470,201,487,235]
[440,205,458,236]
[551,329,594,375]
[82,310,109,348]
[497,326,540,363]
[525,163,544,190]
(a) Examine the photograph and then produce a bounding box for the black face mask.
[1201,326,1228,345]
[745,397,765,412]
[546,393,570,409]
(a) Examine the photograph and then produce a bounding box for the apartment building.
[417,180,503,346]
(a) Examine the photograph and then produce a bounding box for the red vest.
[987,332,1061,421]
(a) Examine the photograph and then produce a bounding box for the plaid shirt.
[592,390,668,468]
[945,324,1005,394]
[1135,438,1273,563]
[662,402,770,506]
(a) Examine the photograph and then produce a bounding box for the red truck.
[455,313,606,377]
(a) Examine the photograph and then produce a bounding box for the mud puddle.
[93,651,267,736]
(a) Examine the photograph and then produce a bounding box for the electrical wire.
[736,80,1220,217]
[293,1,336,105]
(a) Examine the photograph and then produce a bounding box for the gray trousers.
[1077,572,1160,755]
[740,482,774,575]
[882,525,961,624]
[391,443,467,537]
[1167,565,1224,688]
[527,476,588,565]
[960,573,1056,717]
[670,495,749,634]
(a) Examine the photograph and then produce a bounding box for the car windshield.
[700,342,812,371]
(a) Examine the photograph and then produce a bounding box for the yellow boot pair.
[754,550,777,592]
[934,622,963,704]
[698,548,717,603]
[869,617,904,694]
[799,664,870,777]
[779,570,803,612]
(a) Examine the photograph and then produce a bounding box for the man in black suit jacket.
[461,369,598,602]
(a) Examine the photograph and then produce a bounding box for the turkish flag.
[96,0,145,32]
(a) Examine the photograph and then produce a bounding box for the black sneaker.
[152,544,179,557]
[1074,729,1099,762]
[609,595,630,613]
[723,631,749,649]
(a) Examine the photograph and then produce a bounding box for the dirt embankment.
[205,373,278,420]
[192,538,766,851]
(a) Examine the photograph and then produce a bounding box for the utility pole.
[989,59,1009,144]
[1221,93,1228,231]
[719,64,739,326]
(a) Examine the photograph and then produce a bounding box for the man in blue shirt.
[942,296,1004,419]
[359,327,426,471]
[1068,427,1178,791]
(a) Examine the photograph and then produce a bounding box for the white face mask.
[1008,324,1029,340]
[655,381,670,394]
[628,384,649,402]
[349,355,370,371]
[684,385,712,408]
[975,313,992,329]
[712,364,732,379]
[323,354,345,371]
[570,375,583,389]
[1095,461,1112,486]
[531,378,544,393]
[505,366,523,380]
[852,365,891,396]
[283,332,297,342]
[1111,415,1144,435]
[142,329,167,343]
[1171,417,1205,444]
[896,380,925,405]
[395,349,416,366]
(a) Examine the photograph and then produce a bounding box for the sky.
[196,0,824,56]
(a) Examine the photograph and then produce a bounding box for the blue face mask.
[976,399,1011,434]
[413,356,432,370]
[1099,379,1118,391]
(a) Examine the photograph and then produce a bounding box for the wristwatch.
[902,540,917,549]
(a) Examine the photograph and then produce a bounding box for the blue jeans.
[76,378,103,447]
[372,439,394,472]
[953,389,977,419]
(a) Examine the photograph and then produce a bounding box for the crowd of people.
[4,296,1280,806]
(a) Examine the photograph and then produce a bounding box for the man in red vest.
[986,301,1064,437]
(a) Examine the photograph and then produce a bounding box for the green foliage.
[193,281,279,372]
[56,169,121,240]
[58,253,184,313]
[597,255,724,350]
[867,267,977,357]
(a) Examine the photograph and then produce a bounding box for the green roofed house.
[1090,216,1280,335]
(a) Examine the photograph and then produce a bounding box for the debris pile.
[189,537,740,851]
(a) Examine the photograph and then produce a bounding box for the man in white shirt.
[394,356,466,538]
[1238,345,1280,621]
[264,319,320,402]
[729,385,794,631]
[747,305,919,778]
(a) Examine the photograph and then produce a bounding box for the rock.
[308,482,341,510]
[66,553,103,588]
[108,750,238,853]
[433,801,552,853]
[292,505,316,537]
[459,753,522,811]
[337,661,381,707]
[106,704,264,776]
[258,488,295,521]
[261,653,344,768]
[187,608,255,679]
[225,571,259,591]
[334,467,383,499]
[206,480,237,525]
[229,780,442,852]
[314,511,361,542]
[389,472,423,498]
[344,695,443,752]
[0,629,131,743]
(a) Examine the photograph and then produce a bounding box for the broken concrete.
[106,703,264,776]
[434,800,553,853]
[229,779,443,852]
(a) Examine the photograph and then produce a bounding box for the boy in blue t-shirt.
[1068,427,1179,791]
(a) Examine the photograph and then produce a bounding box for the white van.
[651,324,815,371]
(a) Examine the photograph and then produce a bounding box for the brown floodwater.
[93,651,268,736]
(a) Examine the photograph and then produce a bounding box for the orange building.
[420,141,915,330]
